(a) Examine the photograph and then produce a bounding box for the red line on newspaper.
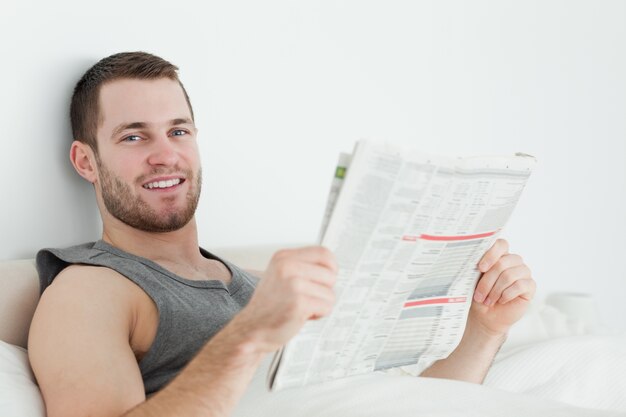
[404,297,467,308]
[418,231,497,241]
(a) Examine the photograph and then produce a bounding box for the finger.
[498,278,537,304]
[292,278,336,305]
[273,246,338,272]
[294,283,336,320]
[483,264,532,306]
[270,255,337,287]
[474,253,523,303]
[478,239,510,272]
[292,262,337,288]
[306,294,336,320]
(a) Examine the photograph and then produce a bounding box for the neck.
[101,216,203,266]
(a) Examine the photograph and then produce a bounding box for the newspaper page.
[268,140,536,391]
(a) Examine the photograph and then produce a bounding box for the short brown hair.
[70,51,194,153]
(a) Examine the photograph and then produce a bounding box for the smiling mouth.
[142,178,185,190]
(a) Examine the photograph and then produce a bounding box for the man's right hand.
[235,246,338,354]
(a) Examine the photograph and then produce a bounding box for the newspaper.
[267,140,536,391]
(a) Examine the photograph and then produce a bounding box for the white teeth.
[143,178,181,189]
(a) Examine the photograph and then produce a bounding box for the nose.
[147,136,179,167]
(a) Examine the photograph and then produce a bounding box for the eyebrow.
[110,118,195,139]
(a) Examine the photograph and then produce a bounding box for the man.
[28,51,535,417]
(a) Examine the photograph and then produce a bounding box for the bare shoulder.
[28,264,147,417]
[32,264,138,346]
[48,263,139,304]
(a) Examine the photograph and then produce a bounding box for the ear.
[70,140,98,183]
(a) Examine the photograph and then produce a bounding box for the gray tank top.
[36,240,259,395]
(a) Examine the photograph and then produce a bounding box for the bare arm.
[30,270,264,417]
[123,314,265,417]
[29,266,147,417]
[419,317,506,383]
[29,247,337,417]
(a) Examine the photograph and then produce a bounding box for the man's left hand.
[470,238,535,337]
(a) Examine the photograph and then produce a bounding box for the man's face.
[93,78,201,233]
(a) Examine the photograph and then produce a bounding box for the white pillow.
[0,340,45,417]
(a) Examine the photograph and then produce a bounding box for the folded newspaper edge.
[267,140,536,391]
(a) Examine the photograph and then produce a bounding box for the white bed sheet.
[485,334,626,412]
[232,302,626,417]
[233,355,624,417]
[2,302,625,417]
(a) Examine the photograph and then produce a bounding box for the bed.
[1,250,625,417]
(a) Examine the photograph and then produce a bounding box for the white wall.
[1,1,625,331]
